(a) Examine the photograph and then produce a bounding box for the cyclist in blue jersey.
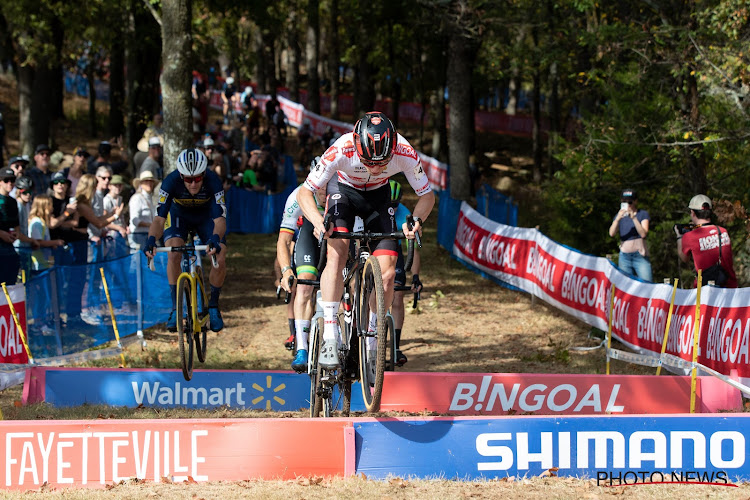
[144,148,228,332]
[389,180,422,366]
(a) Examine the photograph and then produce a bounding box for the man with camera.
[675,194,737,288]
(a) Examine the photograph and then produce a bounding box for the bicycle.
[308,218,419,415]
[149,236,218,381]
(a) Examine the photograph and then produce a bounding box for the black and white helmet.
[176,148,208,177]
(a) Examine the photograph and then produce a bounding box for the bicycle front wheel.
[176,274,195,381]
[358,256,386,412]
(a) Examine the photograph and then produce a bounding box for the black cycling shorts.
[326,182,399,256]
[293,217,324,277]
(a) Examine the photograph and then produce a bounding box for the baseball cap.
[621,188,637,201]
[148,136,162,147]
[110,175,125,185]
[0,167,15,179]
[8,155,29,167]
[74,147,90,157]
[203,137,215,148]
[35,144,51,154]
[688,194,712,211]
[50,171,70,185]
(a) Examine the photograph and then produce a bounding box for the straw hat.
[133,170,157,189]
[136,130,163,152]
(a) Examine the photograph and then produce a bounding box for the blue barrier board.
[355,415,750,482]
[43,368,366,411]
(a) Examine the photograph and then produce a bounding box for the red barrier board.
[0,284,28,364]
[379,372,741,415]
[0,418,353,490]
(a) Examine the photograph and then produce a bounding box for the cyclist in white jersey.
[297,111,435,369]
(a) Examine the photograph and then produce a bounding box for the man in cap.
[8,155,29,178]
[676,194,737,288]
[0,167,38,284]
[28,144,53,196]
[138,136,163,179]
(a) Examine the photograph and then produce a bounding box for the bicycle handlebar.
[147,245,219,271]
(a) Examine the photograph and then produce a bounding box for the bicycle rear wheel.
[309,317,323,418]
[176,275,195,381]
[358,256,386,412]
[194,273,208,363]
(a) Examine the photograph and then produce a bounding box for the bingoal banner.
[453,202,750,383]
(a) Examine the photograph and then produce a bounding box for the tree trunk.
[685,70,707,194]
[126,0,162,154]
[306,0,320,114]
[327,0,339,119]
[255,30,266,94]
[531,68,542,183]
[356,33,375,116]
[447,34,475,200]
[286,9,300,102]
[31,64,54,148]
[160,0,193,175]
[109,23,126,138]
[50,17,65,120]
[262,30,277,94]
[17,64,34,156]
[87,60,97,137]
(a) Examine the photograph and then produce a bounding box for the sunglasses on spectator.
[10,163,24,169]
[621,200,634,204]
[18,190,31,196]
[52,180,68,185]
[1,177,15,184]
[182,174,204,184]
[37,151,50,156]
[98,176,112,181]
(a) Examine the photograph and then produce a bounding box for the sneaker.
[284,334,296,351]
[209,307,224,332]
[291,349,308,373]
[319,339,340,369]
[396,350,408,367]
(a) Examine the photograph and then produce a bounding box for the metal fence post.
[48,268,63,356]
[135,252,145,348]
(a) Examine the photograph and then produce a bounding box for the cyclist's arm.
[276,230,295,292]
[297,186,326,236]
[147,215,166,243]
[212,216,226,240]
[401,190,434,239]
[411,246,421,276]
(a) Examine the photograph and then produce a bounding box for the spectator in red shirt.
[676,194,737,288]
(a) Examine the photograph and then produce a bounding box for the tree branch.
[143,0,162,27]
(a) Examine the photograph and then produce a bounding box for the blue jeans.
[618,251,652,282]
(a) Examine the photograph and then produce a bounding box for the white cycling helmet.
[176,148,208,177]
[226,77,235,85]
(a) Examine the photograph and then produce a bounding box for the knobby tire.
[176,275,194,381]
[359,256,386,412]
[194,272,208,363]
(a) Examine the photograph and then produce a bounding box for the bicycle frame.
[176,247,210,334]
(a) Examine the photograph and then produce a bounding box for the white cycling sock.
[295,319,310,351]
[322,301,339,341]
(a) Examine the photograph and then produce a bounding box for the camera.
[674,223,696,235]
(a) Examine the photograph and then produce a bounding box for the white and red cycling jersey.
[303,132,432,197]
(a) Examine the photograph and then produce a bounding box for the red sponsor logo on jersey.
[323,146,338,163]
[342,140,356,159]
[395,144,418,160]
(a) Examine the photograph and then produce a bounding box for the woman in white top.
[27,195,64,270]
[128,170,157,250]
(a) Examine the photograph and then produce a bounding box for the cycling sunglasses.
[182,174,204,184]
[18,189,31,196]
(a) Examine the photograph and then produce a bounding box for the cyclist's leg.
[318,192,355,368]
[163,210,187,330]
[291,218,320,372]
[197,216,227,331]
[392,247,407,364]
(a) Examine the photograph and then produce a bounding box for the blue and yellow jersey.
[156,170,227,220]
